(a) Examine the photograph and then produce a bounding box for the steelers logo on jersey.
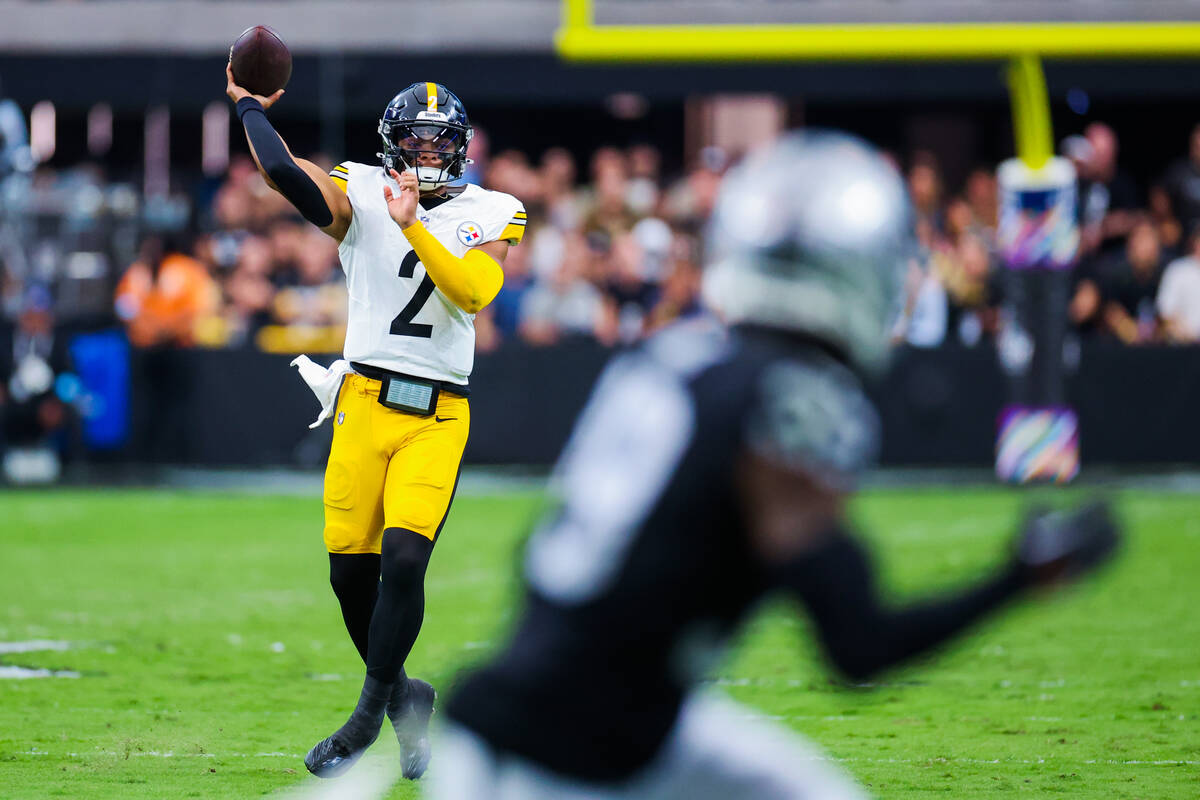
[457,221,484,247]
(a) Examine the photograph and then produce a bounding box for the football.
[229,25,292,97]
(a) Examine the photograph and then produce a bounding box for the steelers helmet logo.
[457,221,484,247]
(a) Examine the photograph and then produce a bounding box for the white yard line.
[28,750,1199,767]
[0,666,80,679]
[0,640,74,654]
[0,640,83,679]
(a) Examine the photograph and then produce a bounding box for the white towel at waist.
[291,355,354,429]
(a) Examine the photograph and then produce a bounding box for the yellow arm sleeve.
[401,222,504,314]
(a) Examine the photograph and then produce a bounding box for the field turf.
[0,486,1197,798]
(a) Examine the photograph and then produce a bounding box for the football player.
[432,132,1120,799]
[224,69,525,780]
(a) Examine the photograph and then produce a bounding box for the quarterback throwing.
[225,69,524,781]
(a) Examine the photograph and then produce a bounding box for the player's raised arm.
[225,63,352,242]
[741,449,1119,680]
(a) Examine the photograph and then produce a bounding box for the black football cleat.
[304,732,366,779]
[304,675,391,779]
[388,678,437,780]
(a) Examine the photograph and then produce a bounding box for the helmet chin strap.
[414,165,449,192]
[379,150,474,191]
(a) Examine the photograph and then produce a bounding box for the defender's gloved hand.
[1014,502,1120,586]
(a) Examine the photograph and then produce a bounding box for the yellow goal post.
[554,0,1200,173]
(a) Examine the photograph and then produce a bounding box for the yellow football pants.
[322,372,470,553]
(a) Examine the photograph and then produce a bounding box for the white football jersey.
[329,161,526,385]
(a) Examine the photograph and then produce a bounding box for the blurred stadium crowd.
[8,121,1200,358]
[5,115,1200,467]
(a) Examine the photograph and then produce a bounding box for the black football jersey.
[446,316,880,781]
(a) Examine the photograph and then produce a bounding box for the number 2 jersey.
[445,316,882,782]
[330,161,526,385]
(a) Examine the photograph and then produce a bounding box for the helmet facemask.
[378,117,472,192]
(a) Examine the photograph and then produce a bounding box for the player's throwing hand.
[383,168,421,228]
[224,62,285,109]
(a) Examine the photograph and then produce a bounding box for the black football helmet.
[377,82,473,191]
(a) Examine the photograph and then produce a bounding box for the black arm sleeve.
[236,97,334,228]
[774,532,1028,681]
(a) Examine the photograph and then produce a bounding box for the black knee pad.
[379,528,434,591]
[329,552,381,598]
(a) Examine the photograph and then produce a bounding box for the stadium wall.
[110,341,1200,468]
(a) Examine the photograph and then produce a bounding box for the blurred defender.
[435,132,1118,799]
[224,71,525,779]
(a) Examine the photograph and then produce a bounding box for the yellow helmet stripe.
[426,82,438,113]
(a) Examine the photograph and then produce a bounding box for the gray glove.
[1014,501,1120,585]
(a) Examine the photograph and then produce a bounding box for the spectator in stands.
[485,149,540,207]
[266,218,309,288]
[0,94,32,178]
[489,231,533,340]
[518,231,612,346]
[599,230,660,342]
[1078,122,1141,258]
[271,230,343,327]
[944,196,982,247]
[1098,220,1164,344]
[1069,267,1104,337]
[964,167,999,238]
[934,230,1002,345]
[0,283,73,456]
[114,235,219,348]
[626,143,662,216]
[221,234,275,345]
[1068,126,1139,338]
[661,147,725,234]
[1148,183,1184,258]
[538,147,582,232]
[644,231,703,332]
[907,150,944,233]
[1157,225,1200,343]
[1162,123,1200,237]
[896,256,948,348]
[460,125,490,187]
[582,155,639,239]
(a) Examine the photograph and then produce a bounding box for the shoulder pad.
[477,189,527,245]
[744,356,879,490]
[329,162,351,194]
[499,208,527,245]
[643,316,731,378]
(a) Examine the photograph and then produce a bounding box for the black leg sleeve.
[365,528,434,684]
[328,553,381,663]
[775,533,1027,681]
[235,97,334,228]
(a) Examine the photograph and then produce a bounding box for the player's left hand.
[384,168,420,228]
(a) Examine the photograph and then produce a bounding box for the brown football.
[229,26,292,97]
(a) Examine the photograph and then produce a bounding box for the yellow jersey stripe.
[500,223,526,243]
[330,174,348,193]
[331,166,349,175]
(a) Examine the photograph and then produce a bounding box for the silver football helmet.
[703,130,913,374]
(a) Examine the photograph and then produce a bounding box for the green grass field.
[1,485,1197,799]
